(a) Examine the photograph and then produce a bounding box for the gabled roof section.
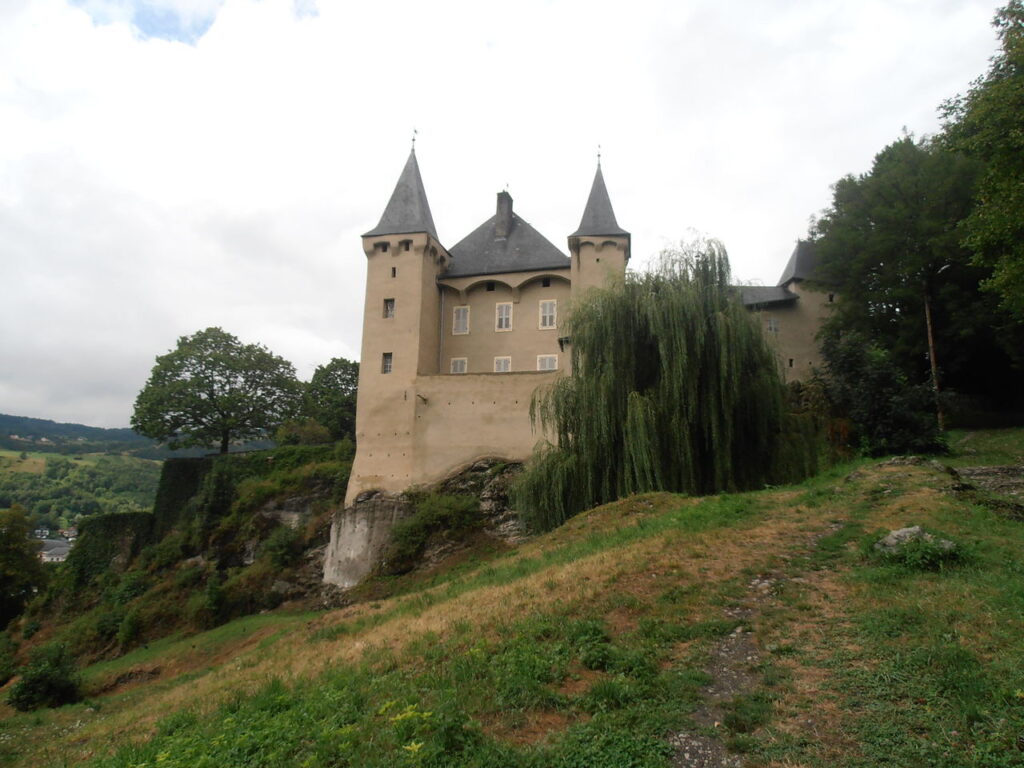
[363,150,438,239]
[443,194,569,278]
[737,285,798,308]
[571,164,629,238]
[777,240,821,286]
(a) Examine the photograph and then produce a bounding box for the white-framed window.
[381,352,393,374]
[766,317,780,334]
[383,298,395,318]
[537,354,558,371]
[496,302,512,331]
[450,357,467,374]
[453,305,470,335]
[494,356,511,373]
[539,299,557,329]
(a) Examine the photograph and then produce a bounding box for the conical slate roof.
[777,240,820,286]
[571,165,629,238]
[363,150,438,239]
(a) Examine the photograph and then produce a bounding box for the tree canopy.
[514,242,818,531]
[0,504,46,629]
[131,327,303,454]
[942,1,1024,318]
[303,357,359,441]
[812,136,1024,415]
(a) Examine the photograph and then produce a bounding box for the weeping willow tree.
[515,241,818,531]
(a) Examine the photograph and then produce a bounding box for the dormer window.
[402,240,412,252]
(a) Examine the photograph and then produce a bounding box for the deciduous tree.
[132,327,302,454]
[304,357,359,441]
[942,1,1024,318]
[0,503,45,629]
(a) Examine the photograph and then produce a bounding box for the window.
[539,300,557,329]
[494,356,511,373]
[383,298,395,318]
[453,306,469,335]
[542,277,551,287]
[450,358,467,374]
[496,302,512,331]
[766,318,780,334]
[402,240,411,251]
[788,358,794,368]
[486,281,495,292]
[537,355,558,371]
[381,352,393,374]
[828,293,835,303]
[391,267,397,278]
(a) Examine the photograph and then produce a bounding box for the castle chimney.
[495,191,513,239]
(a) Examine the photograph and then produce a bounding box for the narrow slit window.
[828,293,835,303]
[453,306,470,335]
[381,352,393,374]
[494,356,511,373]
[391,267,397,278]
[383,298,395,318]
[539,300,557,329]
[496,302,512,331]
[450,358,467,374]
[537,355,558,371]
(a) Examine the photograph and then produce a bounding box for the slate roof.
[777,240,821,286]
[737,285,798,307]
[571,165,629,237]
[443,206,569,278]
[363,150,439,239]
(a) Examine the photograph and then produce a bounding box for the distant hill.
[0,413,267,458]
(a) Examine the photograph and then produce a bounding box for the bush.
[383,493,480,574]
[260,524,302,568]
[0,633,17,685]
[117,608,142,647]
[6,643,81,711]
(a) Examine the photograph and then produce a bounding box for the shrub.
[260,524,302,568]
[0,633,17,685]
[383,493,480,574]
[6,643,81,711]
[117,608,142,647]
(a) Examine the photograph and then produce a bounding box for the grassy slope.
[1,431,1023,767]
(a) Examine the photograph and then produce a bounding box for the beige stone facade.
[344,152,829,506]
[345,152,630,505]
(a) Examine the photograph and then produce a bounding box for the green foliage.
[0,454,160,532]
[259,524,302,568]
[65,512,155,589]
[515,242,814,529]
[303,357,359,441]
[116,608,142,647]
[6,643,80,711]
[942,1,1024,319]
[0,504,46,628]
[274,418,331,446]
[383,493,480,574]
[867,529,967,572]
[131,327,303,454]
[821,331,947,455]
[0,632,17,685]
[812,135,1024,418]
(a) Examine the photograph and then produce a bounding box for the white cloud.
[0,0,1003,426]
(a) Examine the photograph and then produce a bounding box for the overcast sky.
[0,0,1003,428]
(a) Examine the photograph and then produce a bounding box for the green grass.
[946,427,1024,466]
[5,430,1024,768]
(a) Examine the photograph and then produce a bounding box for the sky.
[0,0,1004,428]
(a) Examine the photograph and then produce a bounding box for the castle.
[343,150,830,506]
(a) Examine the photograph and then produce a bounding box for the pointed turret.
[569,162,629,299]
[364,149,438,239]
[571,164,629,238]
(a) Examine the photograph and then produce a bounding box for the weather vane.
[597,144,602,167]
[412,128,418,152]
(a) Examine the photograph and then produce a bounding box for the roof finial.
[411,128,418,153]
[597,144,602,168]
